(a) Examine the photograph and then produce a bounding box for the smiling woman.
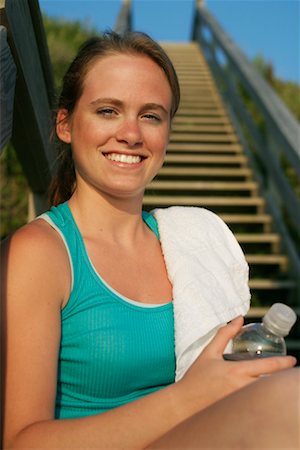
[2,31,299,450]
[55,52,172,203]
[49,32,179,207]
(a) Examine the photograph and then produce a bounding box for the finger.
[202,316,244,358]
[239,355,297,377]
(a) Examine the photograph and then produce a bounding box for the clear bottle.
[224,303,297,361]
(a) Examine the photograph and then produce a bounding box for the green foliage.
[253,54,300,122]
[0,144,30,239]
[43,15,97,93]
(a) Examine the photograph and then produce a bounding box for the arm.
[2,223,296,450]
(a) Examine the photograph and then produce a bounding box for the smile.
[104,153,143,164]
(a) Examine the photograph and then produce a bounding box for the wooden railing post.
[0,24,16,151]
[0,0,55,217]
[114,0,131,34]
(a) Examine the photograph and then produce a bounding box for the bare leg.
[147,368,300,449]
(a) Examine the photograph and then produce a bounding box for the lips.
[103,152,144,164]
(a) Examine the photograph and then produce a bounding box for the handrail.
[193,4,300,297]
[0,0,55,216]
[114,0,131,34]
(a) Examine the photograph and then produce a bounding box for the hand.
[175,316,297,414]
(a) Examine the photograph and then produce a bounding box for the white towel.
[153,207,250,381]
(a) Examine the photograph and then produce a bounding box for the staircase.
[143,43,296,311]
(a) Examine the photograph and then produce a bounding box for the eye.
[142,113,161,122]
[96,108,116,117]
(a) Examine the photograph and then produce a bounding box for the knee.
[255,367,299,402]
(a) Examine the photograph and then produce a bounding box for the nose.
[115,117,143,148]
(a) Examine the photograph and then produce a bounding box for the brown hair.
[48,30,180,207]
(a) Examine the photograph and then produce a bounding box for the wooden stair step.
[179,80,216,86]
[235,233,280,243]
[179,75,215,79]
[178,91,219,98]
[178,103,224,110]
[246,254,289,271]
[171,70,210,74]
[179,91,219,97]
[170,134,238,143]
[148,180,258,193]
[179,81,214,86]
[177,109,227,117]
[164,154,248,164]
[235,234,281,253]
[143,196,265,208]
[247,306,300,318]
[220,214,272,232]
[175,67,209,73]
[178,99,221,105]
[167,143,242,153]
[179,100,222,106]
[248,279,295,289]
[171,124,235,133]
[158,167,252,178]
[172,117,231,125]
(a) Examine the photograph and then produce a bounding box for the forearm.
[7,382,194,450]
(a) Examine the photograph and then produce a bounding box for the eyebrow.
[89,98,169,115]
[89,98,122,108]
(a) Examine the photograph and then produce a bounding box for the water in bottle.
[223,303,297,361]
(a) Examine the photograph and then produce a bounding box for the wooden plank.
[0,25,16,151]
[172,117,231,125]
[246,254,288,271]
[148,180,258,192]
[171,124,234,133]
[158,167,252,177]
[143,196,264,207]
[164,154,247,164]
[220,214,272,224]
[177,109,227,117]
[248,279,295,289]
[170,134,238,143]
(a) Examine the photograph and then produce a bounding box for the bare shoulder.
[2,217,61,252]
[1,218,71,308]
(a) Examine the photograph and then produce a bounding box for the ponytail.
[48,144,76,207]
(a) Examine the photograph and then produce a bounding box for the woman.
[2,31,298,449]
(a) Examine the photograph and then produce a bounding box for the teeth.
[105,153,142,164]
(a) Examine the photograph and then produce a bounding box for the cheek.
[156,130,170,154]
[147,125,170,149]
[73,118,113,145]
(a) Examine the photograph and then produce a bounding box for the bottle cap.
[263,303,297,337]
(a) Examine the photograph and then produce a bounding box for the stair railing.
[193,4,300,303]
[114,0,131,34]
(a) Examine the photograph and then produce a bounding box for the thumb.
[202,316,244,358]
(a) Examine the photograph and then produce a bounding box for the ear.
[56,109,72,143]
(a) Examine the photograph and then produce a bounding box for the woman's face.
[57,53,172,202]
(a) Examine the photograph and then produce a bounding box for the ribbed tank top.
[41,202,175,419]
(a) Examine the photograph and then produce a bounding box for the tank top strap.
[37,202,84,311]
[142,210,160,239]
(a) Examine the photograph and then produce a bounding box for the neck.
[67,188,147,243]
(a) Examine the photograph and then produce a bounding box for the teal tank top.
[42,202,175,419]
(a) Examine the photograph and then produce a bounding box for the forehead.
[81,53,172,100]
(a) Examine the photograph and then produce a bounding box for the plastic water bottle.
[224,303,297,361]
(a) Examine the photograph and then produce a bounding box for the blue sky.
[39,0,299,84]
